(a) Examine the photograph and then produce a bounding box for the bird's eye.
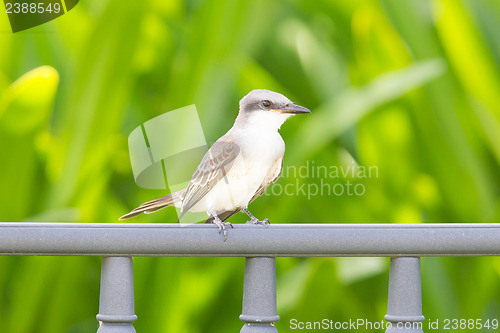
[262,100,272,108]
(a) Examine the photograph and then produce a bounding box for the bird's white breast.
[190,128,285,213]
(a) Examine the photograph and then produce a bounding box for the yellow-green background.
[1,0,499,332]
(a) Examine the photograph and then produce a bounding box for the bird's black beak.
[274,103,311,114]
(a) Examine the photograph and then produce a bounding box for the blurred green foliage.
[0,0,499,332]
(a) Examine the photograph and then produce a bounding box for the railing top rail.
[0,222,499,257]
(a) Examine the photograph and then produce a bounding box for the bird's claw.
[214,220,233,241]
[248,217,270,227]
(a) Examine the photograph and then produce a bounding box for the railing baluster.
[96,256,137,333]
[385,257,424,332]
[240,257,280,332]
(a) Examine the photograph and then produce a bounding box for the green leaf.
[0,65,59,135]
[288,59,446,162]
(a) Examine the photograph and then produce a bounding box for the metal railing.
[1,222,500,332]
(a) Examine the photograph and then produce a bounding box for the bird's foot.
[247,217,270,227]
[213,219,233,241]
[242,207,270,228]
[208,207,233,241]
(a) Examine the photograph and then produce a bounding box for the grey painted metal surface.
[385,257,424,332]
[240,257,279,332]
[1,223,499,333]
[96,257,137,333]
[1,223,500,256]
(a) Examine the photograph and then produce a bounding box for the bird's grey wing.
[179,140,240,218]
[249,157,283,204]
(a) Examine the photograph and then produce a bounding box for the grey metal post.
[240,257,280,332]
[385,257,424,332]
[96,257,137,333]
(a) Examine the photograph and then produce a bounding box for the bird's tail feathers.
[119,189,186,220]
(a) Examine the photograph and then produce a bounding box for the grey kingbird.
[120,89,310,240]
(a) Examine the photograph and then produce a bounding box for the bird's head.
[235,89,310,130]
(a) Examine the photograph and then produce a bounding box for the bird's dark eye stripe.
[262,100,271,107]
